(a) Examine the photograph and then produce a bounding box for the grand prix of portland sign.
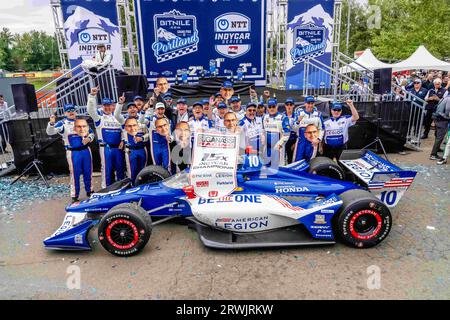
[190,132,239,199]
[290,23,327,64]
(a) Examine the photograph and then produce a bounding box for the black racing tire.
[98,203,152,257]
[134,165,171,186]
[308,156,345,180]
[334,189,392,249]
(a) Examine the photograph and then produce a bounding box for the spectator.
[0,94,8,150]
[423,78,448,139]
[437,123,450,165]
[422,73,434,90]
[408,78,428,102]
[430,96,450,160]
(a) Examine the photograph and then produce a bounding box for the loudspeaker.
[11,83,38,113]
[373,68,392,95]
[115,75,148,100]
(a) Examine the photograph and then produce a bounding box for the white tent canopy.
[391,45,450,72]
[340,48,393,73]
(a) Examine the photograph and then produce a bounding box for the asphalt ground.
[0,138,448,300]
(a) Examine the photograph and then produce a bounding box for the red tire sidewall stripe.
[106,219,139,250]
[349,210,382,240]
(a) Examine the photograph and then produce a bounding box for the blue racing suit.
[283,111,298,164]
[123,126,149,184]
[293,107,324,162]
[87,94,125,188]
[262,112,291,167]
[295,139,318,162]
[46,118,94,198]
[147,115,173,171]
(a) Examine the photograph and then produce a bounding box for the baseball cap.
[201,98,210,105]
[221,81,233,89]
[257,101,265,107]
[133,95,144,101]
[177,97,187,104]
[163,93,172,100]
[414,79,422,84]
[246,102,257,109]
[214,92,222,98]
[155,102,165,109]
[305,96,316,103]
[63,103,76,112]
[102,97,114,105]
[126,102,137,109]
[267,98,277,106]
[192,101,203,108]
[230,96,241,103]
[285,98,295,104]
[331,102,343,110]
[217,102,227,109]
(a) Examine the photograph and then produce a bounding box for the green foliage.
[0,28,61,72]
[341,0,450,61]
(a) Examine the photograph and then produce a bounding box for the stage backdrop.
[134,0,266,87]
[286,0,335,90]
[61,0,124,70]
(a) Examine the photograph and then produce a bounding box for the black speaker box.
[11,83,38,113]
[115,75,148,100]
[373,68,392,95]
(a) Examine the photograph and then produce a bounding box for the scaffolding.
[51,0,69,71]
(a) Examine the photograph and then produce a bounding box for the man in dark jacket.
[422,78,448,139]
[430,96,450,160]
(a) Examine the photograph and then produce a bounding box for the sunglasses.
[268,105,277,109]
[332,109,342,112]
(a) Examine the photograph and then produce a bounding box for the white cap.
[434,78,442,84]
[155,102,165,109]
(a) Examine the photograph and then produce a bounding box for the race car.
[44,149,416,256]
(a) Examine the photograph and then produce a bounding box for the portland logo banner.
[190,132,239,199]
[152,10,199,63]
[214,13,251,59]
[291,23,327,64]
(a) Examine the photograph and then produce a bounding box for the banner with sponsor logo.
[286,0,335,90]
[134,0,266,86]
[61,0,123,70]
[190,131,239,199]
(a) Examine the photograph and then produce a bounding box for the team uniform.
[283,111,298,164]
[213,114,227,133]
[262,113,291,167]
[87,95,124,188]
[323,115,356,160]
[147,115,174,171]
[123,124,149,183]
[239,116,263,154]
[293,107,324,162]
[232,108,246,122]
[46,118,94,199]
[188,116,213,143]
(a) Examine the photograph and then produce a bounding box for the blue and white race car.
[44,150,416,256]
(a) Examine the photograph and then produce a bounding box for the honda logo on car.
[215,216,269,230]
[275,186,310,193]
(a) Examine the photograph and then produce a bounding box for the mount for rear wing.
[339,150,417,207]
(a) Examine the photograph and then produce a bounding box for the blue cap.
[214,92,222,98]
[221,81,233,89]
[331,102,343,110]
[163,93,172,100]
[258,101,265,107]
[246,102,257,109]
[285,98,295,104]
[133,95,144,101]
[305,96,316,103]
[126,102,137,109]
[192,101,203,108]
[201,98,210,105]
[267,98,277,106]
[63,103,76,112]
[217,102,227,109]
[230,96,240,103]
[177,97,187,104]
[102,97,114,105]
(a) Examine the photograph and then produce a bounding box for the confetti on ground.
[426,226,436,230]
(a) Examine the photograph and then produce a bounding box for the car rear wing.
[339,150,417,207]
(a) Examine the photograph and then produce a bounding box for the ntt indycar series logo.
[214,12,251,58]
[152,10,199,63]
[290,23,326,65]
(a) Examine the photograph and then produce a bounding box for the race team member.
[163,92,176,113]
[188,101,213,144]
[171,97,191,124]
[229,96,246,121]
[47,108,94,202]
[219,81,234,103]
[423,78,448,139]
[146,102,174,132]
[114,94,140,125]
[87,87,124,188]
[123,117,149,183]
[213,102,229,133]
[239,102,263,155]
[256,101,266,122]
[295,124,320,162]
[202,98,212,116]
[262,98,291,167]
[293,96,324,162]
[170,121,192,173]
[323,100,359,160]
[149,117,172,172]
[283,98,298,164]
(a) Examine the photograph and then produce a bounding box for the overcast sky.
[0,0,369,35]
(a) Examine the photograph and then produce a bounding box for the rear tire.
[334,189,392,248]
[135,165,171,186]
[309,156,345,180]
[98,203,152,257]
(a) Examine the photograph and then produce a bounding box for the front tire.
[335,189,392,248]
[309,156,345,180]
[135,165,171,186]
[98,203,152,256]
